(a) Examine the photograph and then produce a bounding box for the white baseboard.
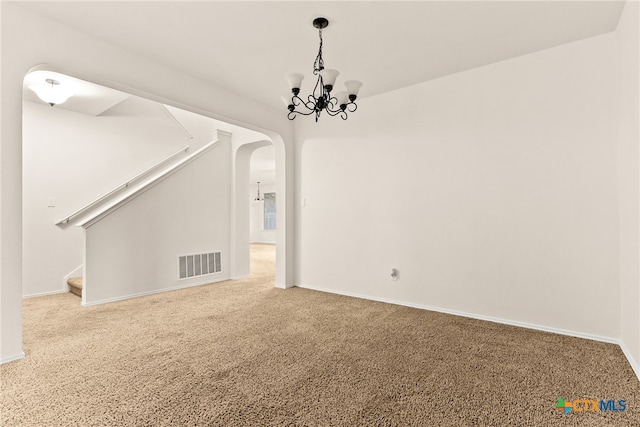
[296,284,639,381]
[22,289,68,299]
[619,341,640,381]
[1,352,25,365]
[82,276,229,307]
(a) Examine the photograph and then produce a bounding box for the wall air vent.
[178,252,221,280]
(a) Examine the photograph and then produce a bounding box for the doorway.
[249,145,276,279]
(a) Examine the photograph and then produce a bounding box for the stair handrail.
[78,139,221,228]
[56,145,190,226]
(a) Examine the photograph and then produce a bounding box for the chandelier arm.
[291,94,317,114]
[326,98,352,115]
[288,111,312,120]
[291,96,302,108]
[290,94,317,117]
[323,107,348,119]
[324,104,342,116]
[324,95,342,114]
[291,107,317,117]
[306,94,318,110]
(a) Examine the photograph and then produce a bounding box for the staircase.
[67,277,83,297]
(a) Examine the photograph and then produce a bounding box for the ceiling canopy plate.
[312,17,329,29]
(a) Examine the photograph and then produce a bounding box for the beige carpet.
[1,243,639,426]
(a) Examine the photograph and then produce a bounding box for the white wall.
[22,99,191,297]
[84,138,231,305]
[616,0,640,377]
[250,183,277,244]
[1,3,295,363]
[296,33,621,339]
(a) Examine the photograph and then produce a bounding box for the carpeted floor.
[1,243,639,426]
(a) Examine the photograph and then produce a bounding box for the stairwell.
[56,135,225,305]
[67,277,83,297]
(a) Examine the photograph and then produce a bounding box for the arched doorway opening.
[231,140,276,281]
[22,66,290,304]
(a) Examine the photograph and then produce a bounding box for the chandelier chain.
[313,28,324,74]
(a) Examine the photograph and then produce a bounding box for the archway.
[22,65,292,299]
[231,140,274,280]
[231,140,280,283]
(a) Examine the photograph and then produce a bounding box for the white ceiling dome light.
[28,78,73,106]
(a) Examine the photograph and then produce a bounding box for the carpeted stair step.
[67,277,83,297]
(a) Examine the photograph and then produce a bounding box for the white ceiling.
[15,1,625,110]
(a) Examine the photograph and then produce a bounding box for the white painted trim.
[216,129,232,139]
[22,289,69,299]
[296,284,640,381]
[0,352,25,365]
[82,276,230,307]
[297,284,619,343]
[619,341,640,381]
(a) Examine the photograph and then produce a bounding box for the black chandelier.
[284,17,362,121]
[254,182,263,202]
